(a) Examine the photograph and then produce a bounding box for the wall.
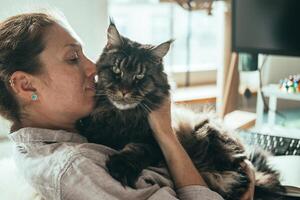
[0,0,108,61]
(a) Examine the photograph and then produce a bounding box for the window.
[108,0,224,74]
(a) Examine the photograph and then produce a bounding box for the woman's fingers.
[240,160,255,200]
[147,97,173,136]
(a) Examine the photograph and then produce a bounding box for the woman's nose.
[84,58,96,77]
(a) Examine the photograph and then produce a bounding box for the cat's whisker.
[132,97,144,102]
[138,103,148,112]
[95,92,107,96]
[143,99,159,108]
[141,103,152,113]
[138,104,146,112]
[95,90,106,93]
[96,90,106,95]
[139,103,150,114]
[94,94,108,97]
[94,92,108,96]
[106,91,115,96]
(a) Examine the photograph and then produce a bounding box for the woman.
[0,13,254,200]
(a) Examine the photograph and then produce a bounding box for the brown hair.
[0,13,55,131]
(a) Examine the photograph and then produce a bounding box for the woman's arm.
[148,98,208,188]
[240,160,255,200]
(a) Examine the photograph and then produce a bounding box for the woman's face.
[34,23,96,129]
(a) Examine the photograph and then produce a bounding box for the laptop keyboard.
[238,131,300,156]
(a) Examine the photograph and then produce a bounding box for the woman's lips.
[85,82,96,92]
[86,86,95,91]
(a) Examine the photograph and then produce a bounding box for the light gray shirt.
[8,127,224,200]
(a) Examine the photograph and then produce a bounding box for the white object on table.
[268,155,300,197]
[256,84,300,126]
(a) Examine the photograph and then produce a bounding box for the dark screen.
[232,0,300,56]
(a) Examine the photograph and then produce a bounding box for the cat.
[76,21,285,200]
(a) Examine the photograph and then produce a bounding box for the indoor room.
[0,0,299,199]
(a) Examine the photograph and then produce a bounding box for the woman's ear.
[9,71,37,101]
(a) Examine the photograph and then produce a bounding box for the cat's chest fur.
[78,103,156,150]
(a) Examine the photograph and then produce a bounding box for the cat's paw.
[106,154,140,188]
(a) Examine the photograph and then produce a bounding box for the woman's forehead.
[44,23,81,51]
[39,23,81,70]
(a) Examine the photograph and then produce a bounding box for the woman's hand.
[148,97,173,137]
[240,160,256,200]
[147,97,208,188]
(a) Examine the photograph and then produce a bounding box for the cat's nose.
[120,89,130,98]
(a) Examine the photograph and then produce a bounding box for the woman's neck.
[20,116,78,133]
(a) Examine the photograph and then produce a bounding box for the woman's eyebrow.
[64,43,82,50]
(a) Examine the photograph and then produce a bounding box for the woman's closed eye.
[67,51,80,64]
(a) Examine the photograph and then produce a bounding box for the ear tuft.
[150,39,174,58]
[107,18,123,49]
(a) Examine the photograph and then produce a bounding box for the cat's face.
[95,22,172,112]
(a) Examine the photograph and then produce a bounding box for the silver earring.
[31,92,38,101]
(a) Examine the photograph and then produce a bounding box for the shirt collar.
[8,127,87,143]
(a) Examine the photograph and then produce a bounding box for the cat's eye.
[112,66,121,74]
[135,74,144,80]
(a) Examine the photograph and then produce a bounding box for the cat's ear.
[150,39,174,58]
[106,19,123,49]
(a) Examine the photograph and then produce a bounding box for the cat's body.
[77,21,285,200]
[78,106,250,199]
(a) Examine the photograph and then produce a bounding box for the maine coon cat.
[76,21,285,200]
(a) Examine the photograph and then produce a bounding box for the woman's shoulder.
[9,126,117,160]
[11,133,117,172]
[8,127,118,199]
